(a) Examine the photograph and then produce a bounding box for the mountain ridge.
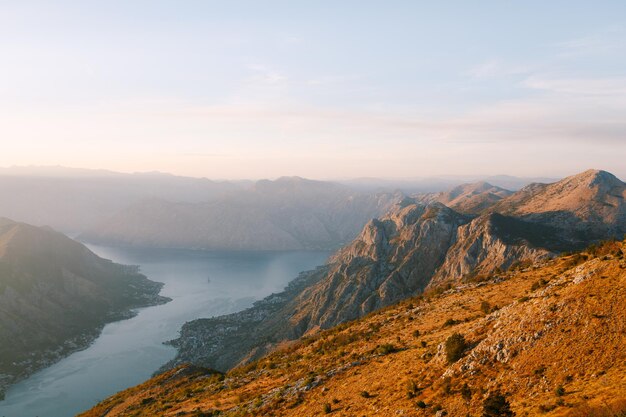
[0,219,169,398]
[160,169,626,377]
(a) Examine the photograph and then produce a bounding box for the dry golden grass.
[80,242,626,417]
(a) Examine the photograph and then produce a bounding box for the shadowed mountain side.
[0,219,169,397]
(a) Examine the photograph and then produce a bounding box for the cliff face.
[162,170,626,375]
[80,241,626,417]
[0,219,169,397]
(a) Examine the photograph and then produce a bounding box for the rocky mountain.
[80,177,403,250]
[80,240,626,417]
[416,181,513,215]
[160,169,626,376]
[0,218,169,398]
[491,169,626,244]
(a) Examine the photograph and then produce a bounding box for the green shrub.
[480,301,492,314]
[375,343,399,355]
[445,333,467,363]
[323,402,332,413]
[482,391,515,417]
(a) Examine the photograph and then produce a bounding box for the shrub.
[375,343,399,355]
[531,278,548,291]
[412,329,421,338]
[555,386,565,396]
[482,391,515,417]
[323,402,332,413]
[406,380,420,399]
[445,333,467,363]
[461,383,472,401]
[443,318,458,327]
[480,301,492,314]
[416,400,427,408]
[360,391,372,398]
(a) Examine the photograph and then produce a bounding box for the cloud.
[246,64,287,85]
[555,26,626,58]
[467,59,530,79]
[524,76,626,96]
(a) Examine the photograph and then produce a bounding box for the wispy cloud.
[246,64,288,85]
[555,26,626,58]
[467,59,530,79]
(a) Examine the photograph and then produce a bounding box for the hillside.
[0,219,169,398]
[80,177,402,250]
[160,170,626,376]
[417,182,513,215]
[80,240,626,417]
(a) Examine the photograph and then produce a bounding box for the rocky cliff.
[162,170,626,376]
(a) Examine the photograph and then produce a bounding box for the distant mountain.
[0,167,241,233]
[416,181,513,214]
[0,219,169,397]
[161,169,626,374]
[80,177,403,250]
[339,174,557,193]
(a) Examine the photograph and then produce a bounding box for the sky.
[1,1,625,180]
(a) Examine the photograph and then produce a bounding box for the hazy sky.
[1,1,625,179]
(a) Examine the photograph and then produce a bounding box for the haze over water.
[0,244,329,417]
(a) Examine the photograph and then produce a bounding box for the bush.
[480,301,492,314]
[443,318,459,327]
[416,400,427,408]
[482,391,515,417]
[555,386,565,396]
[461,383,472,401]
[360,391,372,398]
[323,402,332,413]
[406,380,420,399]
[445,333,467,363]
[375,343,399,355]
[412,329,421,338]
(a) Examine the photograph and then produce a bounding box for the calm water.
[0,245,329,417]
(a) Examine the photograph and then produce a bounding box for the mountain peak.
[568,169,623,187]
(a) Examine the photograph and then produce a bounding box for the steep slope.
[418,181,513,215]
[161,170,626,375]
[0,219,169,397]
[431,170,626,284]
[162,201,469,372]
[80,177,402,250]
[492,169,626,244]
[80,241,626,417]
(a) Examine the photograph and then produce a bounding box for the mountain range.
[161,169,626,375]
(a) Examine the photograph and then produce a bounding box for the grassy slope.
[80,242,626,417]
